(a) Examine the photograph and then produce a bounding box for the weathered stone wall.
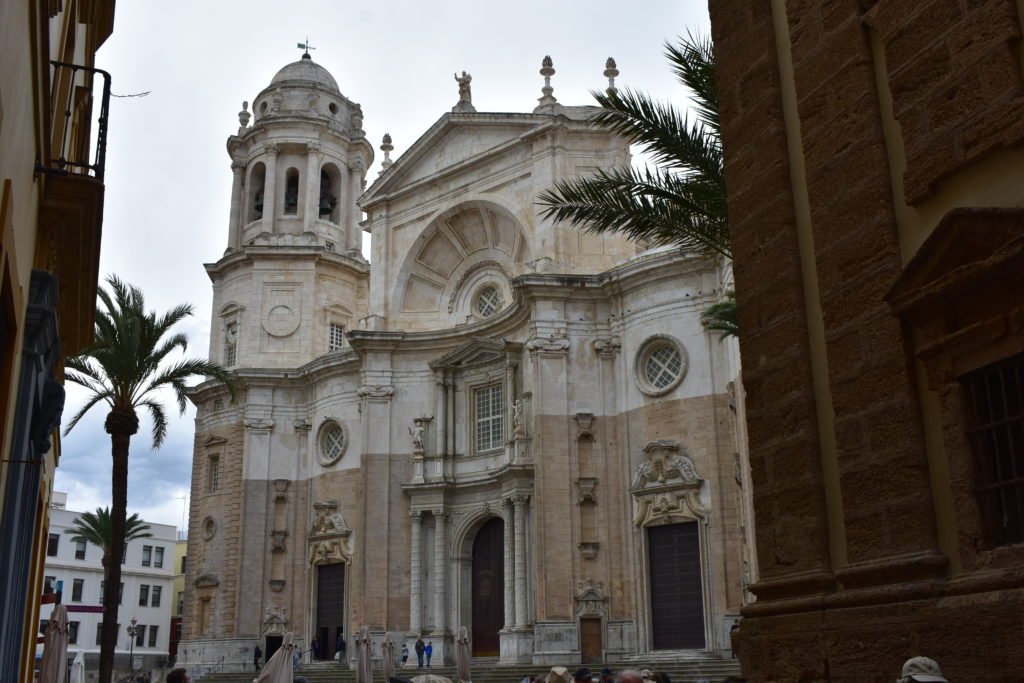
[710,0,1024,680]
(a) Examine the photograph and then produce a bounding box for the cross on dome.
[297,37,316,59]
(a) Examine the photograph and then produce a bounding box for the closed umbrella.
[454,627,471,683]
[69,651,85,683]
[382,632,396,683]
[356,627,373,683]
[254,632,294,683]
[39,604,69,683]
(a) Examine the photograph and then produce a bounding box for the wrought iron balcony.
[37,60,111,180]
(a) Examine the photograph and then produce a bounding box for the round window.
[317,421,347,466]
[202,517,217,541]
[475,286,503,318]
[328,102,339,115]
[635,335,688,396]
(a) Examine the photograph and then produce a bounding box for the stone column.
[512,495,529,628]
[304,143,322,232]
[262,144,279,233]
[433,509,448,633]
[446,378,456,456]
[505,356,516,443]
[227,162,245,249]
[502,498,515,630]
[409,510,423,634]
[435,379,447,456]
[347,159,365,252]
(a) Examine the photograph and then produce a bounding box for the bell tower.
[206,52,372,370]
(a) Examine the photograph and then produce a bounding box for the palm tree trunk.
[99,407,138,683]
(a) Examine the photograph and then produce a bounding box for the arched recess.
[247,162,266,224]
[452,508,508,656]
[320,163,343,224]
[391,200,531,328]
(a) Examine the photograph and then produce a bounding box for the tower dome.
[270,53,340,93]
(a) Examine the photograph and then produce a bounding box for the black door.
[265,635,283,663]
[648,522,705,649]
[471,518,504,656]
[316,563,345,660]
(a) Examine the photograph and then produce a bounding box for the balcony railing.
[38,60,111,181]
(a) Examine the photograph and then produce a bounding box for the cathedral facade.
[178,54,750,674]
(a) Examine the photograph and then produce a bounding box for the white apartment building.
[39,493,176,678]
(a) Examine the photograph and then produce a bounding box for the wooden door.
[471,518,504,656]
[316,563,345,660]
[579,618,602,663]
[648,522,705,649]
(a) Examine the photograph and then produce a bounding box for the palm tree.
[538,34,737,336]
[64,507,153,566]
[64,275,238,683]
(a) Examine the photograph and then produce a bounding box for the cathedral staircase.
[192,656,742,683]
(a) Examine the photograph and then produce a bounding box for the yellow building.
[171,538,188,661]
[0,2,117,681]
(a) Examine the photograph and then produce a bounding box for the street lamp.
[126,617,138,680]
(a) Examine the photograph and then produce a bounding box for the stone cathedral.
[178,53,752,674]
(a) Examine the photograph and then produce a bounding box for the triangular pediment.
[203,435,227,448]
[361,113,546,207]
[429,336,506,370]
[887,207,1024,314]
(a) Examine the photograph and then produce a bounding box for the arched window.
[248,162,266,223]
[320,164,342,224]
[284,168,300,215]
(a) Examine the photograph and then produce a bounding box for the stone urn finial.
[604,57,619,96]
[535,55,558,113]
[238,100,251,128]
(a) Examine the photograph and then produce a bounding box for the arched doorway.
[471,517,504,656]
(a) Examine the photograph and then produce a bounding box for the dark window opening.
[284,168,300,215]
[962,351,1024,547]
[47,533,59,557]
[248,162,266,222]
[319,168,339,222]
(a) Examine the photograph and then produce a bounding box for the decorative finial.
[297,37,316,59]
[534,55,559,113]
[452,71,476,113]
[380,133,394,174]
[604,57,619,96]
[238,100,251,128]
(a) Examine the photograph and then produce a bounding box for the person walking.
[311,637,320,662]
[254,644,262,672]
[425,641,433,667]
[336,636,346,663]
[415,638,425,668]
[401,644,409,667]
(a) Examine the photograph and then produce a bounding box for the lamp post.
[126,617,138,680]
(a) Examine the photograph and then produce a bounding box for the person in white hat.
[899,656,948,682]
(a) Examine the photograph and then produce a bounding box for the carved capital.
[293,418,312,433]
[410,509,424,521]
[593,336,622,358]
[306,141,322,156]
[432,508,449,521]
[358,384,394,400]
[263,143,280,157]
[230,161,246,173]
[573,412,595,440]
[511,493,530,507]
[245,418,274,433]
[526,335,570,355]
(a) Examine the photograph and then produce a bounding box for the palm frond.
[702,291,739,338]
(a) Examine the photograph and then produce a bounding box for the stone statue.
[455,71,472,102]
[512,399,523,433]
[409,422,425,453]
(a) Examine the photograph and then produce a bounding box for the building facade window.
[962,351,1024,547]
[71,579,84,602]
[475,286,503,318]
[148,625,158,647]
[95,623,103,646]
[139,584,149,607]
[135,625,146,647]
[208,455,221,493]
[177,591,185,616]
[224,322,238,367]
[329,323,345,351]
[474,383,504,452]
[317,421,347,466]
[142,545,152,566]
[151,585,162,607]
[284,168,300,214]
[635,335,689,397]
[74,539,86,560]
[154,546,164,568]
[68,621,79,645]
[47,534,59,557]
[180,555,187,573]
[44,576,57,594]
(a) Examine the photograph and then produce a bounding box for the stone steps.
[195,658,742,683]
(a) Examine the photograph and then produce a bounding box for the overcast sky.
[55,0,711,533]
